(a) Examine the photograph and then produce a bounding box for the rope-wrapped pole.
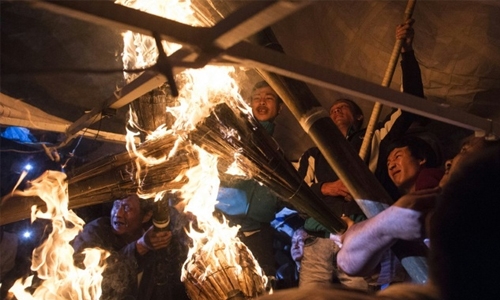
[359,0,417,161]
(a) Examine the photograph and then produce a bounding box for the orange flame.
[11,170,29,195]
[117,0,268,297]
[117,0,199,84]
[8,171,109,299]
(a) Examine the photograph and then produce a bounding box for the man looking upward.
[216,80,284,277]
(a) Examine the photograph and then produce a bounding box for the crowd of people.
[265,133,500,300]
[264,18,500,300]
[294,18,423,292]
[2,18,499,300]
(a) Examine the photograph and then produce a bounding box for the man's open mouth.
[257,107,268,114]
[113,220,127,228]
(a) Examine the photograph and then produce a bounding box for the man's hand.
[330,215,354,248]
[397,18,415,53]
[341,214,355,228]
[320,179,352,200]
[136,226,172,255]
[393,186,440,211]
[336,188,438,276]
[384,187,440,240]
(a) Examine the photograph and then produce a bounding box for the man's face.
[329,101,357,129]
[110,195,146,237]
[250,86,281,122]
[290,229,308,262]
[387,146,426,192]
[439,136,487,188]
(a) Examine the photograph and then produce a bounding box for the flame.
[118,0,200,83]
[2,1,266,299]
[117,0,268,297]
[11,170,29,195]
[225,153,247,177]
[180,146,267,299]
[8,171,108,299]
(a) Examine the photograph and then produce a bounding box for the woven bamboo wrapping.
[183,241,266,300]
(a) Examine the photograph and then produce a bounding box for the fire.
[4,1,268,299]
[10,170,29,195]
[118,0,199,84]
[225,153,247,177]
[180,147,267,299]
[118,0,268,298]
[8,171,108,299]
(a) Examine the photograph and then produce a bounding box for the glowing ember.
[7,171,108,299]
[118,0,268,298]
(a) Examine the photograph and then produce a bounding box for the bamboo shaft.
[258,72,393,215]
[359,0,417,161]
[193,103,347,233]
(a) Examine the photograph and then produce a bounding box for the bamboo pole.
[257,72,393,216]
[358,0,417,161]
[192,103,348,234]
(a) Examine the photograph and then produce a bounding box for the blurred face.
[439,136,487,188]
[329,101,359,131]
[290,229,308,262]
[250,86,281,122]
[387,146,426,193]
[110,195,148,239]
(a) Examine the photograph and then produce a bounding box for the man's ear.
[142,211,153,224]
[278,102,284,114]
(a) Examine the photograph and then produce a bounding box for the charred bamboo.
[191,103,347,234]
[0,134,197,225]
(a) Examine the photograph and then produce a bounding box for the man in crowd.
[216,80,284,277]
[297,19,422,289]
[298,19,423,219]
[259,136,500,299]
[337,135,498,278]
[250,80,283,131]
[386,135,443,195]
[72,194,188,300]
[275,227,307,289]
[337,136,499,298]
